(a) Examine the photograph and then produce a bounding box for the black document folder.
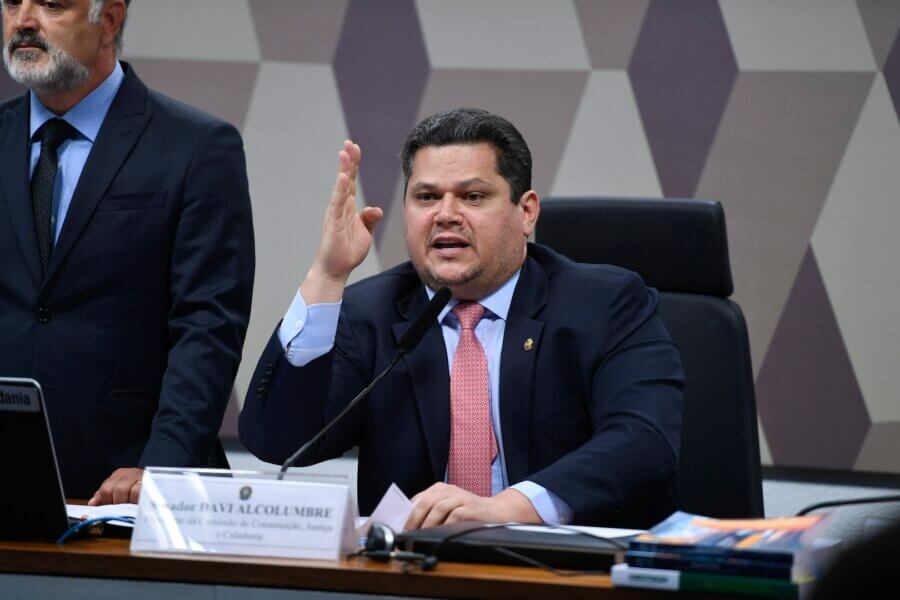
[395,521,634,571]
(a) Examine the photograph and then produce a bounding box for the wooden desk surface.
[0,536,744,599]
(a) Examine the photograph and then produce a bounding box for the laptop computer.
[396,521,633,571]
[0,377,76,539]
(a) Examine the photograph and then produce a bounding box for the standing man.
[0,0,255,504]
[240,108,683,528]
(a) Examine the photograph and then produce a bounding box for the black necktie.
[31,118,76,274]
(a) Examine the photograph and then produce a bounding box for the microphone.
[278,287,452,479]
[397,287,452,352]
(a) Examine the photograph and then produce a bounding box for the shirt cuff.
[510,480,574,525]
[277,290,341,367]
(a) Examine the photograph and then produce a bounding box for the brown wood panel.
[0,537,742,599]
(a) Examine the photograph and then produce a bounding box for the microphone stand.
[277,352,405,480]
[276,286,450,481]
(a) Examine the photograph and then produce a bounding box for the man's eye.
[416,194,435,202]
[465,193,484,202]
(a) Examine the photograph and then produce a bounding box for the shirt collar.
[426,267,522,325]
[30,61,125,143]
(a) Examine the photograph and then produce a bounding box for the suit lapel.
[500,255,548,485]
[45,64,152,283]
[0,96,42,283]
[392,288,451,482]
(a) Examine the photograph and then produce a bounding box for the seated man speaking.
[240,108,684,529]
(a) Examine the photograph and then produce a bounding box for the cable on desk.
[795,495,900,516]
[56,516,136,544]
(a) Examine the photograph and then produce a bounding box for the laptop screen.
[0,377,71,539]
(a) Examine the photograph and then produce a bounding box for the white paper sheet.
[506,524,645,538]
[355,483,415,537]
[66,503,138,527]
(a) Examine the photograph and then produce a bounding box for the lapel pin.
[523,338,534,351]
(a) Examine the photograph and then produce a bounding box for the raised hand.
[301,141,383,303]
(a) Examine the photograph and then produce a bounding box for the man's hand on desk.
[405,483,541,530]
[89,467,143,505]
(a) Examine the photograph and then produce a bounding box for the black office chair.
[807,517,900,599]
[536,197,763,518]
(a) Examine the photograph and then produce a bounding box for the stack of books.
[611,511,840,599]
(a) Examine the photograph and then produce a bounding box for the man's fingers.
[89,468,143,505]
[360,207,383,233]
[327,172,351,220]
[421,496,464,529]
[128,480,142,504]
[338,142,360,199]
[345,141,361,178]
[405,500,431,531]
[112,477,135,505]
[337,145,352,173]
[327,142,362,223]
[332,149,352,203]
[445,505,470,524]
[90,474,118,505]
[338,142,360,176]
[411,482,446,504]
[406,485,443,529]
[407,485,478,530]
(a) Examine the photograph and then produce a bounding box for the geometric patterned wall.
[3,0,898,474]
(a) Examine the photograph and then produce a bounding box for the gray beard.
[3,44,90,96]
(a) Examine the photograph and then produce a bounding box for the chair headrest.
[537,197,734,297]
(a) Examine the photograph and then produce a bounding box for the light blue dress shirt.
[29,62,125,243]
[277,271,574,524]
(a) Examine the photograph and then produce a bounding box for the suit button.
[36,307,51,323]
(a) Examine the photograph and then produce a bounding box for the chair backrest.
[808,515,900,599]
[536,197,763,518]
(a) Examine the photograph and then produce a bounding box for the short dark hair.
[401,108,532,205]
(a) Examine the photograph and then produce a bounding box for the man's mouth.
[9,32,49,54]
[433,241,468,249]
[430,236,471,257]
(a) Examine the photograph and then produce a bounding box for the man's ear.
[519,190,540,237]
[100,0,127,50]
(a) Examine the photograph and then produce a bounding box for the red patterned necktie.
[447,302,498,497]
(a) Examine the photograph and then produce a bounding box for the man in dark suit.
[0,0,254,503]
[240,109,682,528]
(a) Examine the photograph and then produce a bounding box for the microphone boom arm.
[276,287,451,480]
[278,351,404,480]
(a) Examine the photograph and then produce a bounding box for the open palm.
[304,141,383,302]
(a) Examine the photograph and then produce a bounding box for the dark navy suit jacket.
[0,64,255,498]
[240,244,683,527]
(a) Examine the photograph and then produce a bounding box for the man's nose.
[11,1,40,30]
[434,197,463,223]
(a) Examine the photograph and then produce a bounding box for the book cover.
[627,511,838,581]
[612,563,812,599]
[626,548,793,579]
